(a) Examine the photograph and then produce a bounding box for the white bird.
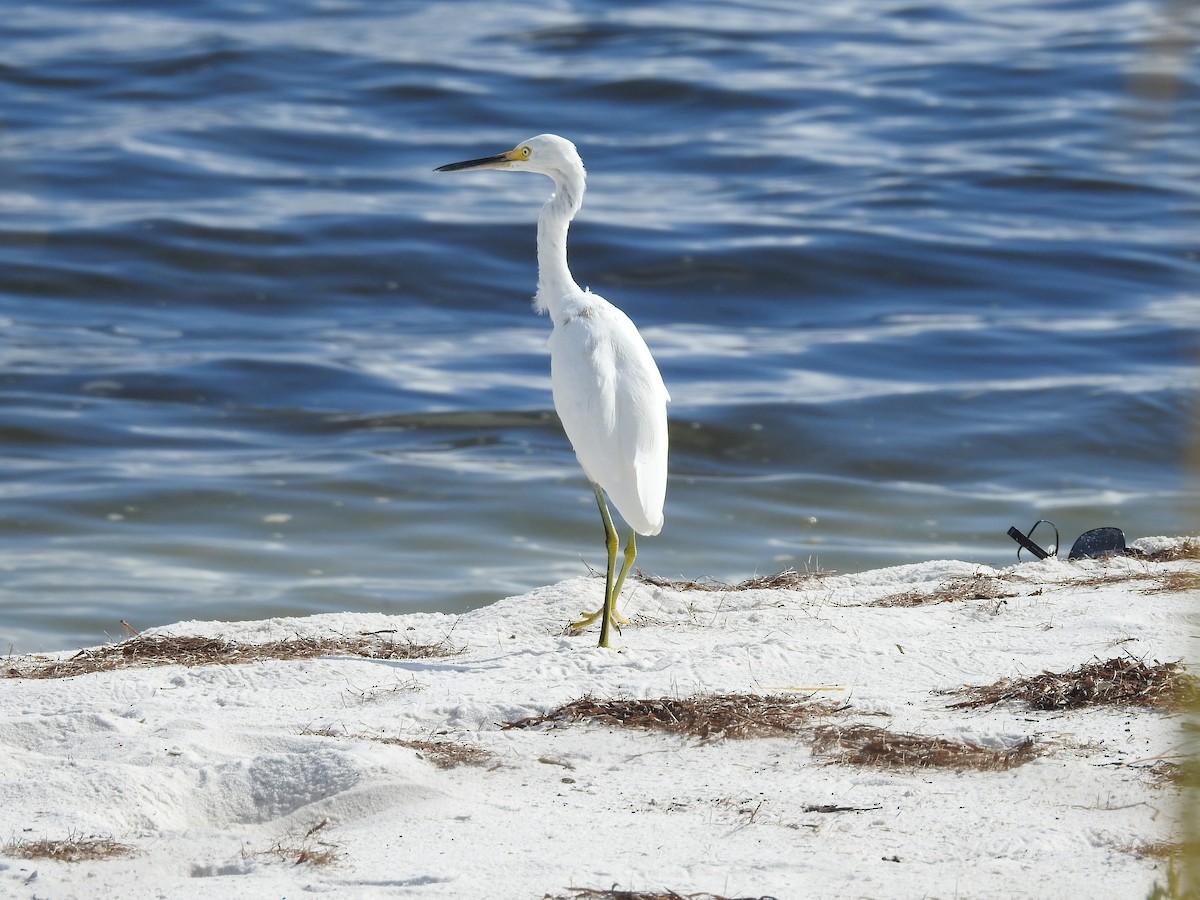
[436,134,669,648]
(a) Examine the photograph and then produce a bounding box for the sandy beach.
[1,537,1196,899]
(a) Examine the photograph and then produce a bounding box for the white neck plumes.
[533,165,586,319]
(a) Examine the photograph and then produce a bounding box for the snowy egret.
[436,134,669,648]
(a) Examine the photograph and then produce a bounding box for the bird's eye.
[519,146,531,158]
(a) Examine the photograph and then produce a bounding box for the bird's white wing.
[549,298,669,536]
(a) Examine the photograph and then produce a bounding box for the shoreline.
[1,538,1196,898]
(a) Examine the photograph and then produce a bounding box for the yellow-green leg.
[598,528,638,648]
[611,529,637,614]
[595,490,619,649]
[571,486,634,645]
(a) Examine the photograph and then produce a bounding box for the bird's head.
[435,134,585,184]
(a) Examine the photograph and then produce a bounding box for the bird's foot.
[569,606,630,631]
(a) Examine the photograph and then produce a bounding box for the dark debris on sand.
[810,723,1039,771]
[639,569,834,592]
[4,835,135,862]
[504,694,846,740]
[947,657,1195,711]
[5,633,458,680]
[547,890,781,900]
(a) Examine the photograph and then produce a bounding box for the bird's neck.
[534,175,584,320]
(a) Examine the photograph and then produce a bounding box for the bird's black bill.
[434,153,509,173]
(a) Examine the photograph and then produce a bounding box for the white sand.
[1,538,1195,899]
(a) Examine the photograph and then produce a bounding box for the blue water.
[2,0,1197,652]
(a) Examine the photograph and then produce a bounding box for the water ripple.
[1,0,1197,650]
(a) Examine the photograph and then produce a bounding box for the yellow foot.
[570,607,631,630]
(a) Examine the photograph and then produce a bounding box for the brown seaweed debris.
[1129,537,1200,562]
[5,633,458,680]
[379,737,494,769]
[811,723,1038,771]
[947,657,1195,711]
[244,819,342,868]
[1142,571,1200,594]
[4,834,135,862]
[302,727,493,769]
[872,573,1023,608]
[640,568,833,592]
[731,569,835,590]
[547,890,780,900]
[504,693,845,740]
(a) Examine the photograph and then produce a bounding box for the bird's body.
[550,298,667,536]
[436,134,668,647]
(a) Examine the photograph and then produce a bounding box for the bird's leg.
[570,486,631,639]
[596,527,639,648]
[595,489,620,649]
[610,528,637,612]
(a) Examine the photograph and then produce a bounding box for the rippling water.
[2,0,1198,652]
